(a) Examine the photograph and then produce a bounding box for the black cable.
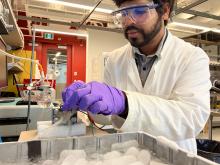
[79,110,106,131]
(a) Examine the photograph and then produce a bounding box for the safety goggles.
[111,2,160,26]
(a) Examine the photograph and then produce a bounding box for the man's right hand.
[62,80,85,110]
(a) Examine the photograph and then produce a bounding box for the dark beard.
[124,16,162,48]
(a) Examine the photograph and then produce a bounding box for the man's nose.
[122,15,135,26]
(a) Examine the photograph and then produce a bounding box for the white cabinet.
[0,105,51,137]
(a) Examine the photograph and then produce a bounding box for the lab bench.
[0,100,51,137]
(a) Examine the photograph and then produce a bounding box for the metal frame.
[26,27,36,130]
[79,0,104,28]
[175,0,208,15]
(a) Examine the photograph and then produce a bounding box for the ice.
[42,160,57,165]
[137,149,151,165]
[111,140,139,152]
[58,150,86,165]
[121,155,137,163]
[61,155,80,165]
[103,155,136,165]
[125,147,140,157]
[111,142,124,152]
[94,161,104,165]
[150,160,168,165]
[123,140,139,150]
[89,153,103,161]
[89,160,104,165]
[89,160,98,165]
[95,161,104,165]
[103,151,121,160]
[74,158,88,165]
[130,161,145,165]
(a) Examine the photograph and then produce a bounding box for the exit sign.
[44,33,54,40]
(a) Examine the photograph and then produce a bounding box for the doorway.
[40,39,86,101]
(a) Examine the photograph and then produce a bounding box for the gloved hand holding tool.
[62,81,126,116]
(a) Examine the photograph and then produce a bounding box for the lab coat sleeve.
[112,48,211,141]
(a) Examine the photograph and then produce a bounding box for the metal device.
[51,104,78,126]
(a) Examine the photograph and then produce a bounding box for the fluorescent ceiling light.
[35,28,88,37]
[38,0,113,14]
[55,52,61,57]
[171,22,210,31]
[212,29,220,33]
[171,22,220,34]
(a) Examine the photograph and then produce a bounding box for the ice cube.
[125,147,140,157]
[137,150,151,165]
[58,150,86,164]
[103,151,121,160]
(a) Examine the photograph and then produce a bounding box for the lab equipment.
[51,105,78,125]
[0,132,217,165]
[18,81,56,108]
[36,104,86,139]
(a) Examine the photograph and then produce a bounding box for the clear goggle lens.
[112,3,159,25]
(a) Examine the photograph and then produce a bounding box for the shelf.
[8,62,23,74]
[0,0,24,49]
[210,61,220,66]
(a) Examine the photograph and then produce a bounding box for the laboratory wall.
[7,50,36,96]
[202,44,218,56]
[86,29,128,82]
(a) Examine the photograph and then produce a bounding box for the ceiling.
[10,0,220,41]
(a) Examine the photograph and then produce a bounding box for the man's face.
[120,0,163,48]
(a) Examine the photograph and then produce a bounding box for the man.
[62,0,211,154]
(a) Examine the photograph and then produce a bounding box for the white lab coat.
[94,31,211,154]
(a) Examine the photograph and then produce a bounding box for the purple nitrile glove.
[62,80,85,110]
[74,81,125,115]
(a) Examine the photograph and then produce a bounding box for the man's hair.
[112,0,176,25]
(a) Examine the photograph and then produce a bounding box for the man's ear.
[162,3,171,21]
